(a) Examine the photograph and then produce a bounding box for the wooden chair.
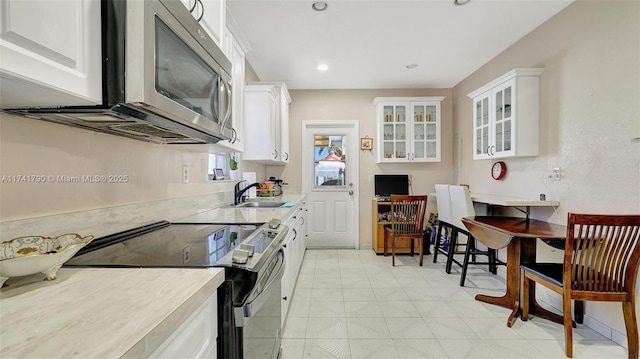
[384,194,428,266]
[521,213,640,359]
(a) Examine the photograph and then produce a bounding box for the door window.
[313,135,347,187]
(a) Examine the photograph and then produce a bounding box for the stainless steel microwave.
[7,0,233,144]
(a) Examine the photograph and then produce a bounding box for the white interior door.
[302,121,359,248]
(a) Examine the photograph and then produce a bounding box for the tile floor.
[280,249,630,359]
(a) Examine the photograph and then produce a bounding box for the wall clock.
[491,161,507,180]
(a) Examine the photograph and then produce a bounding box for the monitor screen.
[374,175,409,197]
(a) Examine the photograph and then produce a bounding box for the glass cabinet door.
[473,93,491,158]
[382,104,408,160]
[493,80,514,156]
[412,104,438,160]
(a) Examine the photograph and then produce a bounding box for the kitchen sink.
[235,201,286,208]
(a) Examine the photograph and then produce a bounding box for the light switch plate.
[182,165,189,184]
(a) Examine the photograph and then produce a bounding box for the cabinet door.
[381,104,409,162]
[279,90,290,163]
[216,33,245,152]
[411,103,440,162]
[472,93,492,160]
[0,0,102,108]
[243,87,279,163]
[151,292,217,359]
[492,79,515,158]
[181,0,225,47]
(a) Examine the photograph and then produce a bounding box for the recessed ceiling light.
[317,64,329,71]
[312,1,328,11]
[453,0,470,5]
[406,64,418,69]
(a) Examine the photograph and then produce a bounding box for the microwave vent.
[110,123,190,139]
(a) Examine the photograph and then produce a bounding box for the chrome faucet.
[234,180,261,205]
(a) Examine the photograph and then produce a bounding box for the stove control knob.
[232,249,250,264]
[240,244,255,256]
[268,218,281,229]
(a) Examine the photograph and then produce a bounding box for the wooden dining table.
[461,216,567,327]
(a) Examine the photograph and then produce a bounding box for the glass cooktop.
[66,223,263,268]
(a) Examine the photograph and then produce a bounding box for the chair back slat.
[566,213,640,294]
[390,195,428,235]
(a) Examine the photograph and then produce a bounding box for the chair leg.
[445,229,458,274]
[563,295,574,358]
[459,236,473,286]
[622,300,639,359]
[489,249,497,274]
[391,235,396,266]
[433,223,443,263]
[383,230,388,256]
[574,300,584,324]
[521,270,530,321]
[418,237,423,266]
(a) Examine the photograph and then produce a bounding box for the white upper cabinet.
[181,0,225,47]
[374,97,444,163]
[468,68,544,160]
[243,82,291,165]
[216,11,251,152]
[0,0,102,108]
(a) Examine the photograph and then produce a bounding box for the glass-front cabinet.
[468,68,544,160]
[374,97,444,163]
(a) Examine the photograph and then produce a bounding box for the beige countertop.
[0,194,307,358]
[175,193,306,223]
[0,267,224,358]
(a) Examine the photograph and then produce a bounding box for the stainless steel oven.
[66,219,288,359]
[8,0,233,144]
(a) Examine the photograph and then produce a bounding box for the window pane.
[314,135,346,187]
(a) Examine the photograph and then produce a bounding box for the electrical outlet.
[368,175,374,183]
[182,165,189,184]
[550,167,561,180]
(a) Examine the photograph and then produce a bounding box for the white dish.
[0,234,94,287]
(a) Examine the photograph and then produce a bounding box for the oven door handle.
[235,249,284,325]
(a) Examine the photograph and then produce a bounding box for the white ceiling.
[227,0,573,89]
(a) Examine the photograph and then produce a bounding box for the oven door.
[235,249,284,359]
[125,0,233,140]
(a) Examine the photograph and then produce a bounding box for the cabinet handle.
[282,296,287,301]
[282,243,287,248]
[187,0,197,13]
[284,152,289,160]
[230,128,237,144]
[293,229,297,241]
[273,150,278,160]
[195,0,204,22]
[301,217,305,225]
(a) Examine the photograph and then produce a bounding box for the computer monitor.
[374,175,409,197]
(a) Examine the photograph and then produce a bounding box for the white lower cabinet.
[281,202,307,325]
[150,291,217,359]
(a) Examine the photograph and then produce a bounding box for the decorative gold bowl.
[0,234,94,287]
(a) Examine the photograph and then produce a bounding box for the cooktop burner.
[66,222,264,268]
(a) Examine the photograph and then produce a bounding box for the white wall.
[272,88,453,248]
[452,0,639,346]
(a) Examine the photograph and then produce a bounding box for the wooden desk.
[461,216,566,327]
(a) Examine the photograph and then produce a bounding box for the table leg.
[475,239,521,327]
